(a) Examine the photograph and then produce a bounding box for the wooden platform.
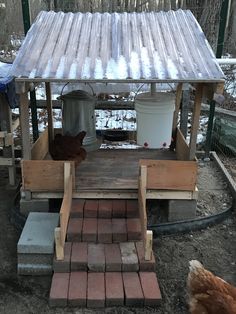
[75,149,176,196]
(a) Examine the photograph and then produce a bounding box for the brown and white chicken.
[187,260,236,314]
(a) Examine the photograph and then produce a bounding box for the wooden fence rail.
[55,162,73,260]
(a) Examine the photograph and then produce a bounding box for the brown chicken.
[49,131,87,166]
[187,260,236,314]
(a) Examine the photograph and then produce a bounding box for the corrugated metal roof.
[11,10,224,82]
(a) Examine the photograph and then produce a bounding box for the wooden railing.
[54,162,73,260]
[138,164,153,261]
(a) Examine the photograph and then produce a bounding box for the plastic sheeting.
[0,62,18,108]
[11,10,224,82]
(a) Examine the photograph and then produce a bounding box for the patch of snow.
[56,56,65,79]
[117,55,128,79]
[82,57,91,79]
[94,58,103,79]
[167,58,178,79]
[141,47,151,78]
[129,51,140,79]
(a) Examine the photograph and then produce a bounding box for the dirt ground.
[0,160,236,314]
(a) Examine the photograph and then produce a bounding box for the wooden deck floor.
[75,149,176,193]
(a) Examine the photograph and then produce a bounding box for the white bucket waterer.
[135,92,175,148]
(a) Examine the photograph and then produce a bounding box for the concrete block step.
[70,199,139,219]
[53,241,155,273]
[67,217,142,243]
[49,271,161,308]
[17,212,59,254]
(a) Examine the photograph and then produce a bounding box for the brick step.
[71,199,139,219]
[53,241,155,273]
[49,270,161,307]
[67,216,142,243]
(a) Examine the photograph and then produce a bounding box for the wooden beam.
[55,227,64,260]
[140,159,197,191]
[55,162,73,261]
[176,127,190,161]
[189,83,203,160]
[172,83,183,132]
[31,128,49,160]
[21,160,75,191]
[45,82,54,143]
[19,92,31,160]
[145,230,153,261]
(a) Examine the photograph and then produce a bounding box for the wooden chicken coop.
[12,9,225,271]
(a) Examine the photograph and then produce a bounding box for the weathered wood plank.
[19,92,31,160]
[140,159,197,191]
[21,160,75,191]
[176,127,190,161]
[189,83,203,160]
[172,83,183,132]
[31,128,49,160]
[45,82,54,143]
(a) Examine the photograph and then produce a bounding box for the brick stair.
[49,199,162,308]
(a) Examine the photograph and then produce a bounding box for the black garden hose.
[149,206,234,236]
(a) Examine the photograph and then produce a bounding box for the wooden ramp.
[49,199,161,308]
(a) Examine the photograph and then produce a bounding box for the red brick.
[105,272,124,306]
[122,272,144,307]
[105,243,122,271]
[139,272,162,306]
[98,200,112,218]
[68,272,87,307]
[82,218,97,242]
[112,218,127,242]
[126,200,139,218]
[67,218,83,242]
[49,272,70,307]
[112,200,126,218]
[70,199,84,218]
[98,219,112,243]
[127,218,142,241]
[87,273,105,308]
[88,243,105,272]
[84,200,98,218]
[53,242,72,273]
[71,242,88,271]
[135,241,155,271]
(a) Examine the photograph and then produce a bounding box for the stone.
[88,243,105,272]
[105,272,124,306]
[20,199,49,216]
[68,272,87,307]
[17,212,59,254]
[122,272,144,306]
[17,263,52,275]
[49,272,70,307]
[71,242,88,271]
[105,243,122,272]
[168,199,197,222]
[87,273,105,308]
[139,272,162,306]
[120,242,139,272]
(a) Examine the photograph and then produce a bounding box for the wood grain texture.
[75,149,176,190]
[176,127,190,161]
[139,159,197,191]
[21,160,75,191]
[31,127,49,160]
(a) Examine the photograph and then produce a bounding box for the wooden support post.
[55,162,73,261]
[20,92,31,160]
[55,227,64,260]
[180,88,190,138]
[45,82,54,144]
[0,94,16,185]
[189,84,203,160]
[145,230,153,261]
[172,83,183,132]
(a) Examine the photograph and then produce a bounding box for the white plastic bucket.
[135,92,175,148]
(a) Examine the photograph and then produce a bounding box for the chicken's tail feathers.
[189,260,203,273]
